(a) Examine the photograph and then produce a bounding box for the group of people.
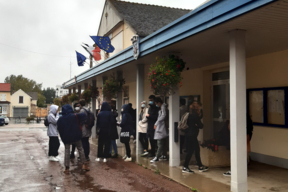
[46,95,252,176]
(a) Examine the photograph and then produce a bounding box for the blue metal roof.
[63,0,277,88]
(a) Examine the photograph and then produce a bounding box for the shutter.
[13,107,28,117]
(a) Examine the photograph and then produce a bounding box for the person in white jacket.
[47,104,60,162]
[138,101,149,157]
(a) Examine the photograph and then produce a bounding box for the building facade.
[62,0,288,191]
[55,85,69,98]
[10,89,32,118]
[0,83,11,117]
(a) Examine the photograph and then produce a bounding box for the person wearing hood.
[95,102,114,162]
[70,102,80,159]
[109,103,119,158]
[57,104,89,173]
[150,97,169,163]
[119,104,133,162]
[138,101,149,157]
[146,95,159,158]
[79,99,92,161]
[47,104,60,162]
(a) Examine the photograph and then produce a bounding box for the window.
[247,87,288,128]
[19,96,24,103]
[1,94,6,101]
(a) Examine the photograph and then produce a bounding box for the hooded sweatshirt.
[57,104,87,144]
[96,102,114,139]
[120,104,133,136]
[47,104,59,137]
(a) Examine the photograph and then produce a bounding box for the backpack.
[178,112,189,131]
[44,117,50,127]
[83,108,95,129]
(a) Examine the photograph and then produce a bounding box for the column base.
[231,181,247,192]
[169,158,180,167]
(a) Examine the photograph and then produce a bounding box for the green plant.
[144,166,147,169]
[154,169,160,175]
[102,74,125,100]
[138,163,142,166]
[81,88,92,103]
[61,94,70,105]
[69,93,79,103]
[148,55,186,96]
[90,86,99,98]
[53,98,62,107]
[190,188,198,192]
[26,116,35,124]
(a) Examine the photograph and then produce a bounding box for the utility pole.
[70,55,72,79]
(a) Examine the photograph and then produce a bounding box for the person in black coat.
[146,95,159,157]
[119,104,133,162]
[95,102,114,162]
[182,103,208,173]
[110,103,119,158]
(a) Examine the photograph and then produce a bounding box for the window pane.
[212,71,229,81]
[213,84,227,119]
[267,90,285,125]
[249,91,263,123]
[19,96,23,103]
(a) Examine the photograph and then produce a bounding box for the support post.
[92,80,97,139]
[169,88,180,167]
[78,85,81,99]
[229,29,247,192]
[73,87,76,94]
[136,64,144,156]
[116,72,123,146]
[69,89,71,95]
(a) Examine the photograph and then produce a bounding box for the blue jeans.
[110,140,118,154]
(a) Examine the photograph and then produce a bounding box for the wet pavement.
[0,126,192,192]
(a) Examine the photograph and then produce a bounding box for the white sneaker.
[95,158,101,162]
[55,156,60,160]
[49,156,59,162]
[124,157,132,162]
[122,155,127,160]
[103,158,107,163]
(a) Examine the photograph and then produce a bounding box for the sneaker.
[159,155,168,161]
[223,171,231,177]
[124,157,132,162]
[141,151,149,157]
[150,157,159,163]
[182,167,194,173]
[49,156,59,162]
[103,158,107,163]
[199,166,209,172]
[95,158,101,162]
[122,155,127,160]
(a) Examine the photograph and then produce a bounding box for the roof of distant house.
[109,0,191,37]
[27,92,38,100]
[0,83,11,92]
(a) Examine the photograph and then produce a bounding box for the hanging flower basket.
[102,74,125,101]
[148,55,186,96]
[61,94,70,105]
[69,93,79,103]
[91,86,99,98]
[81,87,92,103]
[53,98,62,107]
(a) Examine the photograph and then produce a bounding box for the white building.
[55,85,69,98]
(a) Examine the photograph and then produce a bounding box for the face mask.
[156,105,159,107]
[75,107,80,111]
[149,101,153,105]
[141,104,145,108]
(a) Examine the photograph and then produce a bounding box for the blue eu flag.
[90,36,115,53]
[76,51,86,66]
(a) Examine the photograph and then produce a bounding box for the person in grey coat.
[79,100,92,161]
[150,97,169,163]
[47,104,60,162]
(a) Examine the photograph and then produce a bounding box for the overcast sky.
[0,0,207,89]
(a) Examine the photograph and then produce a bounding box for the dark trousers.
[81,137,90,158]
[184,137,203,168]
[97,136,111,158]
[124,142,131,158]
[139,133,148,151]
[48,137,60,157]
[149,138,157,155]
[71,144,76,156]
[180,135,186,153]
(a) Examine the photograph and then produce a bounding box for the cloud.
[0,0,206,89]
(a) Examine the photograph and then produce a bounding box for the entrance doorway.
[212,71,230,137]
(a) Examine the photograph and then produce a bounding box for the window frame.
[247,87,288,128]
[19,96,24,104]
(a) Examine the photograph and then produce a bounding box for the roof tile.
[0,83,10,92]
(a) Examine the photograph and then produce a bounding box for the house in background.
[55,85,68,98]
[27,92,38,116]
[0,83,11,117]
[10,89,32,118]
